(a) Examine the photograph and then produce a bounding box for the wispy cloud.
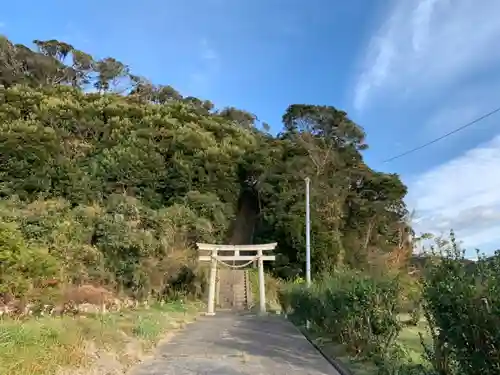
[200,38,218,62]
[354,0,500,111]
[407,135,500,253]
[424,75,500,139]
[423,105,481,140]
[188,38,220,95]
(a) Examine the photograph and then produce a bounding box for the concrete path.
[130,312,341,375]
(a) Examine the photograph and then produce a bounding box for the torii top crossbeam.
[196,242,277,316]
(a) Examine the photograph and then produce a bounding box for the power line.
[383,105,500,163]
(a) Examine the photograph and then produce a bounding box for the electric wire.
[383,106,500,163]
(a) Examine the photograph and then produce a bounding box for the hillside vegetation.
[3,34,500,375]
[280,233,500,375]
[0,35,411,306]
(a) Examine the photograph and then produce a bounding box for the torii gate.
[197,242,277,315]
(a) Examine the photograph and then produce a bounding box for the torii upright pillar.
[196,243,277,315]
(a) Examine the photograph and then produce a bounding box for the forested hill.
[0,36,412,298]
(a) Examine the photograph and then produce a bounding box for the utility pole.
[305,177,311,287]
[305,177,312,331]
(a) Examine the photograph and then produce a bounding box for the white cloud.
[188,38,220,95]
[354,0,500,111]
[423,76,500,137]
[424,106,480,136]
[407,135,500,252]
[200,38,218,61]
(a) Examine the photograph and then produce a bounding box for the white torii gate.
[197,242,277,315]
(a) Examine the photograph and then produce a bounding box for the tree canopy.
[0,35,412,298]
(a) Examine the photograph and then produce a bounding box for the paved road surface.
[130,312,340,375]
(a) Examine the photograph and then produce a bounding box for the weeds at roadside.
[0,301,203,375]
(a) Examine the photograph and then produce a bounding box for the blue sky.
[2,0,500,255]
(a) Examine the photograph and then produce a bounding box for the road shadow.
[132,311,338,375]
[211,312,336,374]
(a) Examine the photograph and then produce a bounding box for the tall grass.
[0,301,202,375]
[279,271,431,375]
[280,235,500,375]
[247,269,282,310]
[279,271,401,357]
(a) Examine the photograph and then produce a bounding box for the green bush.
[280,271,402,357]
[0,197,208,302]
[421,234,500,375]
[0,222,60,297]
[372,344,428,375]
